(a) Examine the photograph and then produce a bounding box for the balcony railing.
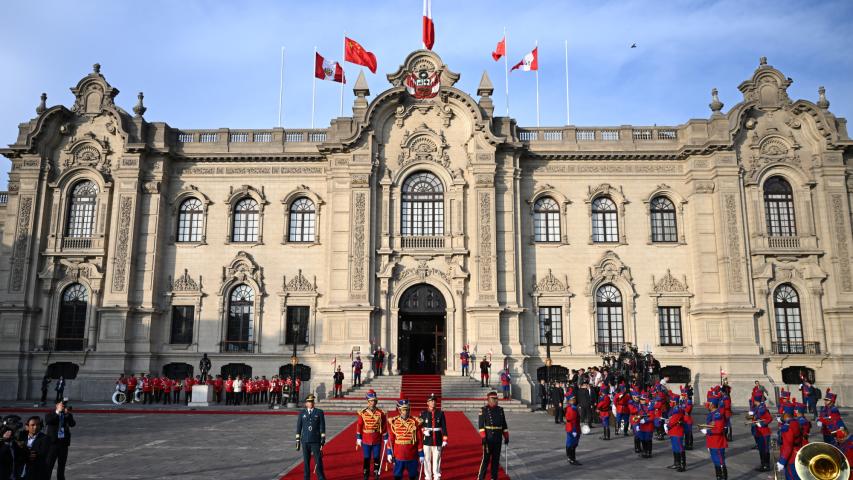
[44,337,87,352]
[772,341,821,355]
[518,127,680,144]
[768,236,801,249]
[62,237,93,250]
[0,192,8,205]
[401,236,445,249]
[595,342,627,354]
[220,340,257,353]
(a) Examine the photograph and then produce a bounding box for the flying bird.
[630,43,637,48]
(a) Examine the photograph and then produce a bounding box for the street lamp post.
[544,322,552,386]
[288,319,300,408]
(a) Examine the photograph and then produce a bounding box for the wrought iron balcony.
[771,341,821,355]
[595,342,627,354]
[220,340,257,353]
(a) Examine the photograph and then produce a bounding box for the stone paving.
[0,402,813,479]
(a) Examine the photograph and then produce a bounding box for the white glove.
[776,462,785,472]
[441,441,447,448]
[700,428,708,435]
[817,421,823,427]
[748,411,754,416]
[357,439,362,447]
[640,419,646,424]
[664,425,669,433]
[387,455,393,463]
[419,457,424,464]
[776,417,782,423]
[756,422,763,428]
[423,428,431,437]
[572,432,578,437]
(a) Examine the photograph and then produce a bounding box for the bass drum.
[134,389,143,402]
[111,391,127,406]
[581,424,591,435]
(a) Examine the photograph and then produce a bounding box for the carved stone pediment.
[651,269,689,294]
[170,269,201,292]
[284,269,316,293]
[533,269,570,295]
[398,123,450,168]
[219,251,264,294]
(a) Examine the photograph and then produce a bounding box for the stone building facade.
[0,51,851,404]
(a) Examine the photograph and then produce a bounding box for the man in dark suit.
[295,394,326,480]
[577,382,593,427]
[551,382,565,424]
[44,401,75,480]
[22,416,50,480]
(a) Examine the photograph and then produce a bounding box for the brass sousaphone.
[794,441,850,480]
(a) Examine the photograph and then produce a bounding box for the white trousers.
[423,445,442,480]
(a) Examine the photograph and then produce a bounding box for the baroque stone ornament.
[112,196,133,291]
[398,124,450,168]
[284,269,316,292]
[478,192,492,291]
[350,192,367,291]
[652,269,689,293]
[831,194,852,292]
[534,269,568,293]
[170,269,200,292]
[219,251,264,295]
[724,194,744,293]
[10,197,34,291]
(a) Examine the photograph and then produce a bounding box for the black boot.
[569,447,582,465]
[678,451,686,472]
[645,440,653,458]
[667,452,679,469]
[374,460,381,480]
[634,438,641,453]
[721,465,728,479]
[714,466,722,480]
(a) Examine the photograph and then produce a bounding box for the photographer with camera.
[44,401,75,480]
[1,415,27,479]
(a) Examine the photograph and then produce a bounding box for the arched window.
[177,198,204,243]
[650,196,677,243]
[57,283,87,351]
[774,284,804,353]
[591,196,618,243]
[534,197,560,243]
[65,181,98,238]
[232,198,259,243]
[288,197,316,242]
[595,284,624,353]
[764,176,796,237]
[401,172,444,237]
[226,285,255,352]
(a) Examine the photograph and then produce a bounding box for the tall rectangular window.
[170,305,194,344]
[538,306,563,345]
[658,306,683,346]
[285,306,309,345]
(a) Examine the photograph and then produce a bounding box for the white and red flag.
[423,0,435,50]
[314,52,345,83]
[511,47,538,72]
[491,36,506,61]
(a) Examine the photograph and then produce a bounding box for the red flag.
[314,52,345,83]
[422,0,434,50]
[491,36,506,61]
[511,47,538,72]
[344,37,377,74]
[331,356,337,365]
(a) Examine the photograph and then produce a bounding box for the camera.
[0,414,23,440]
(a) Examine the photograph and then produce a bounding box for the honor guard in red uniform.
[161,377,172,405]
[833,428,853,479]
[702,397,729,480]
[387,399,423,480]
[352,355,364,386]
[141,374,153,404]
[213,375,224,403]
[478,391,508,480]
[356,390,387,480]
[665,393,687,472]
[152,376,162,403]
[126,375,137,403]
[564,388,582,465]
[172,378,181,403]
[776,405,801,480]
[596,387,612,440]
[680,386,694,450]
[633,394,656,458]
[183,376,194,405]
[614,386,630,436]
[749,400,773,472]
[224,376,234,405]
[479,358,491,388]
[819,389,846,445]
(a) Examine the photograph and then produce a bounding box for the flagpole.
[340,32,346,117]
[535,40,540,127]
[564,40,570,125]
[311,46,317,129]
[504,26,509,116]
[278,46,285,128]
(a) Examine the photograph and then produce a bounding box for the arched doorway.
[398,284,446,374]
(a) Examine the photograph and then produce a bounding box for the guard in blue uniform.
[295,394,326,480]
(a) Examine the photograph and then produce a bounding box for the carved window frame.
[163,270,204,350]
[281,188,324,246]
[585,184,628,245]
[643,186,687,245]
[762,176,798,237]
[649,270,693,352]
[767,281,811,350]
[47,279,97,351]
[217,252,265,353]
[530,270,573,352]
[224,186,267,246]
[50,168,112,252]
[527,188,570,246]
[278,270,319,349]
[171,187,211,247]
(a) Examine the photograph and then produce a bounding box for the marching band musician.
[665,392,687,472]
[356,390,387,480]
[564,388,582,465]
[386,399,423,480]
[818,388,846,445]
[633,393,656,458]
[419,393,448,480]
[680,386,694,450]
[614,385,630,437]
[596,385,612,441]
[701,397,728,480]
[833,428,853,479]
[749,399,773,472]
[776,405,801,480]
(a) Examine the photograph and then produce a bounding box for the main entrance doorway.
[398,284,446,374]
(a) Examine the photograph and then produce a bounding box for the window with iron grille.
[57,283,87,350]
[592,196,619,243]
[650,196,678,242]
[538,306,563,345]
[534,197,561,242]
[232,198,259,242]
[170,305,194,344]
[764,176,797,237]
[288,197,316,242]
[401,172,444,237]
[658,306,683,346]
[226,285,254,351]
[285,306,309,345]
[65,181,98,238]
[596,284,624,345]
[177,198,204,242]
[774,284,803,351]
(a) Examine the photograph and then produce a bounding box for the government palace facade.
[0,50,851,405]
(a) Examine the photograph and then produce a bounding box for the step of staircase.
[440,375,532,412]
[316,375,402,411]
[401,375,442,410]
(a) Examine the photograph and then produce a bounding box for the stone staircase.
[316,375,401,412]
[441,375,532,412]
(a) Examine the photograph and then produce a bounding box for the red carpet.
[401,374,442,410]
[280,411,510,479]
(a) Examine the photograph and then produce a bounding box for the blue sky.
[1,0,851,188]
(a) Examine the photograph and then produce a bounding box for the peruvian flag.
[422,0,435,50]
[314,52,345,83]
[511,47,538,72]
[491,36,506,61]
[344,37,377,74]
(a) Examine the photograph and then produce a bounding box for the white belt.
[425,427,442,431]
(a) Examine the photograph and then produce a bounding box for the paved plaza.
[0,403,785,479]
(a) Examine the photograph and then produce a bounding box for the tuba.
[794,441,850,480]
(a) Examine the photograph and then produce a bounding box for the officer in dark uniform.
[295,394,326,480]
[478,391,508,480]
[419,393,448,480]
